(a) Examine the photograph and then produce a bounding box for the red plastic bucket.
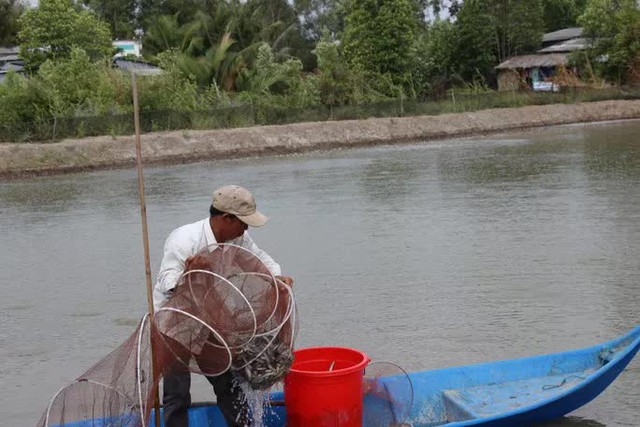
[284,346,370,426]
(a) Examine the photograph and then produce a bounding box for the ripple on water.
[69,312,104,318]
[113,318,141,327]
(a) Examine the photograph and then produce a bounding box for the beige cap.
[212,185,268,227]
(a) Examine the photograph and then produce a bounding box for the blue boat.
[53,325,640,427]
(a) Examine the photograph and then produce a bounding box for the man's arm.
[238,232,282,276]
[155,231,193,295]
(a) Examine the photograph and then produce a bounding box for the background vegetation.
[1,0,640,141]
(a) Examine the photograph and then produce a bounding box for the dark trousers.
[163,370,250,427]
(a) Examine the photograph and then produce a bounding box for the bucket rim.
[288,346,370,377]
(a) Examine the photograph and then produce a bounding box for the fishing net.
[363,361,414,427]
[37,244,297,427]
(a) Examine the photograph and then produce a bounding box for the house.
[540,27,584,49]
[111,40,163,76]
[496,28,587,91]
[0,46,25,83]
[0,43,163,82]
[113,40,142,58]
[112,57,163,76]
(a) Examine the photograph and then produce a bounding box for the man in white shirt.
[155,184,293,427]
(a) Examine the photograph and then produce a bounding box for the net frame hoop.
[365,360,415,424]
[232,284,296,370]
[181,268,258,348]
[136,313,150,427]
[287,284,297,350]
[185,242,280,345]
[252,278,295,339]
[45,378,139,427]
[226,271,280,332]
[201,242,278,288]
[156,306,233,376]
[201,242,278,283]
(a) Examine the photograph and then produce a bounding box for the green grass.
[2,87,640,142]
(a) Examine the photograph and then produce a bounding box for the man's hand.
[276,275,294,287]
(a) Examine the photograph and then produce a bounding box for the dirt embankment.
[2,99,640,179]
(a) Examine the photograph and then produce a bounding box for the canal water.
[1,120,639,426]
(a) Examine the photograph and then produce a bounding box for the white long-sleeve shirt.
[153,218,281,310]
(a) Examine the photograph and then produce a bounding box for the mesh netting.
[363,361,414,426]
[37,244,297,427]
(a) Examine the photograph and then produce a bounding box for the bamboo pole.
[131,73,162,427]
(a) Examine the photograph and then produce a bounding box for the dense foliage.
[17,0,113,69]
[578,0,640,84]
[0,0,25,46]
[1,0,639,140]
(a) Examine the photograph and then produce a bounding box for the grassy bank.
[2,99,640,180]
[2,87,640,143]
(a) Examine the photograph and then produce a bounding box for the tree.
[542,0,581,32]
[313,34,352,104]
[138,0,219,32]
[451,0,545,83]
[158,33,243,90]
[0,0,25,47]
[236,42,307,96]
[84,0,137,39]
[35,47,125,116]
[492,0,545,63]
[18,0,113,69]
[579,0,640,83]
[452,0,496,82]
[294,0,343,41]
[417,19,461,96]
[341,0,420,83]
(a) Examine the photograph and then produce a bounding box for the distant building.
[0,46,25,84]
[111,40,163,76]
[540,27,584,49]
[112,57,163,76]
[496,28,587,91]
[113,40,142,58]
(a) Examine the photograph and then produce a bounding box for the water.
[1,120,640,426]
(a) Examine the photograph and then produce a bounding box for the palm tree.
[142,0,309,90]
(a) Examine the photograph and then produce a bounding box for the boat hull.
[405,325,640,426]
[53,326,640,427]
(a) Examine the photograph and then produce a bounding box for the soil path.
[2,100,640,179]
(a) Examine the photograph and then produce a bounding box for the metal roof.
[113,58,164,76]
[0,47,20,63]
[0,54,20,63]
[542,27,583,43]
[538,38,589,53]
[0,46,19,56]
[1,62,24,72]
[495,53,569,70]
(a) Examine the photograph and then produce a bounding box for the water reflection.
[0,179,81,215]
[360,157,423,203]
[582,123,640,180]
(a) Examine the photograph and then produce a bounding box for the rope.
[542,374,585,391]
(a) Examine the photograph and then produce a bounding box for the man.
[154,184,293,427]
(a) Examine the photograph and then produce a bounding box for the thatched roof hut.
[495,54,570,91]
[495,53,569,70]
[495,27,589,91]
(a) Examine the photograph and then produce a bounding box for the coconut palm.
[143,0,310,90]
